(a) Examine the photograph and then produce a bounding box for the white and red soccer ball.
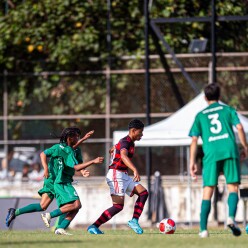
[159,218,176,234]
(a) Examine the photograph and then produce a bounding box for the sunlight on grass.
[0,228,248,248]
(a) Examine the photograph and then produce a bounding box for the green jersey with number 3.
[189,102,240,162]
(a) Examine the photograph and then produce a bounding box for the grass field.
[1,228,248,248]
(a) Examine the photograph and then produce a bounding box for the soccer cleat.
[245,224,248,234]
[55,228,73,235]
[6,208,16,227]
[41,213,51,228]
[87,225,104,234]
[127,218,143,234]
[199,230,209,238]
[227,217,241,236]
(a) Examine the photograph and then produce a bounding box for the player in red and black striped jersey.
[87,119,149,235]
[109,135,135,172]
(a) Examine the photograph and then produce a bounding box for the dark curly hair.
[59,127,81,144]
[128,119,144,130]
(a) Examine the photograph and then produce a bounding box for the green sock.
[50,209,63,218]
[228,192,238,219]
[200,200,211,231]
[58,219,71,229]
[15,203,43,216]
[55,213,67,228]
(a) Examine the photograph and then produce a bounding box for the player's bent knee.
[40,203,48,210]
[140,190,149,198]
[74,201,82,210]
[113,204,124,213]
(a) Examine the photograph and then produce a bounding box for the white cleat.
[41,213,51,228]
[199,230,209,238]
[55,228,73,235]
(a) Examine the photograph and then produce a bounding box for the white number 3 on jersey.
[208,113,222,134]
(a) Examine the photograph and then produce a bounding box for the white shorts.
[106,169,139,197]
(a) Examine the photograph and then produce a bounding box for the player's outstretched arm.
[73,130,94,149]
[120,149,140,182]
[40,152,49,178]
[189,136,198,179]
[74,157,104,171]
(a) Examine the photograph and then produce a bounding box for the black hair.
[204,83,220,101]
[59,127,81,144]
[128,119,144,130]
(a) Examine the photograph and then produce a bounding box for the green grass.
[0,228,248,248]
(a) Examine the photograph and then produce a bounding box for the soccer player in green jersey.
[40,127,104,235]
[189,83,248,238]
[5,128,94,228]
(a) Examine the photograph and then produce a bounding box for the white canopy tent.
[113,92,248,146]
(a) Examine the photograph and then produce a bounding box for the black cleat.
[6,208,16,227]
[228,224,241,236]
[227,217,241,237]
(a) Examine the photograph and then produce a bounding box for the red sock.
[94,204,124,227]
[133,190,149,219]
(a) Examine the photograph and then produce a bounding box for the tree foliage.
[0,0,107,72]
[1,0,247,72]
[0,0,247,136]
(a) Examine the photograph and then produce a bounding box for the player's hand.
[93,157,104,164]
[240,150,246,161]
[80,169,90,177]
[133,169,140,182]
[82,130,94,141]
[243,146,248,159]
[43,169,49,179]
[190,162,198,180]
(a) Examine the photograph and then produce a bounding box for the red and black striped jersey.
[109,135,135,172]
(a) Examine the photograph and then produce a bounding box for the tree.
[0,0,247,138]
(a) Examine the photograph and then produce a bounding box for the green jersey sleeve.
[189,114,201,137]
[44,144,60,157]
[60,146,79,168]
[230,107,240,126]
[44,144,78,168]
[74,147,83,163]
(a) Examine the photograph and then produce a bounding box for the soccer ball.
[159,218,176,234]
